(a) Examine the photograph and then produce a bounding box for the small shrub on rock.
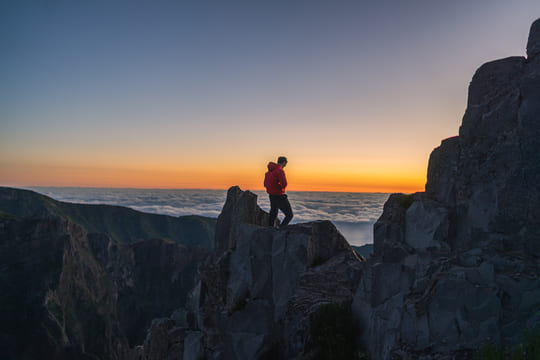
[474,327,540,360]
[310,303,359,360]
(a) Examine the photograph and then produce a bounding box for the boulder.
[214,186,269,256]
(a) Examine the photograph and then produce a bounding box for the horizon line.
[4,184,418,195]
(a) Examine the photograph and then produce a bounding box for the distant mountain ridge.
[0,186,216,249]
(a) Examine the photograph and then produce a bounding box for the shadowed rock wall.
[353,17,540,360]
[135,187,364,360]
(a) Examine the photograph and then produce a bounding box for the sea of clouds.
[29,187,390,246]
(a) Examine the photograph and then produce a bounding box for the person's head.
[277,156,288,167]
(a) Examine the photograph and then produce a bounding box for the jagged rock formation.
[353,18,540,359]
[0,189,213,360]
[213,186,270,256]
[135,186,364,359]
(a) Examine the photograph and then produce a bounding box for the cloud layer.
[30,187,389,246]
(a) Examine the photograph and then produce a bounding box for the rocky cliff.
[135,186,364,359]
[353,18,540,359]
[0,189,213,360]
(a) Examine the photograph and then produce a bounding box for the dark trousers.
[269,194,293,228]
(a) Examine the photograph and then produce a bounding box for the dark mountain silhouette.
[0,187,216,249]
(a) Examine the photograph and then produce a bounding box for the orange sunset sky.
[2,1,539,193]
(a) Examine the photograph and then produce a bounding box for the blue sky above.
[1,1,539,191]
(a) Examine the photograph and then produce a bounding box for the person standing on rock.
[264,156,293,228]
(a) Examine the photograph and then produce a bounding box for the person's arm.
[279,169,287,190]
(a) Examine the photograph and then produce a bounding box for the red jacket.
[264,162,287,195]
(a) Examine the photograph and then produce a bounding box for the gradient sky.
[1,1,539,192]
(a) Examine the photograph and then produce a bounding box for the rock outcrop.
[527,18,540,61]
[136,186,364,359]
[353,18,540,359]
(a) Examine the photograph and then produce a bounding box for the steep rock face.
[0,212,207,360]
[427,52,540,253]
[0,215,127,359]
[1,215,70,360]
[94,236,208,347]
[136,187,364,360]
[355,18,540,359]
[527,18,540,60]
